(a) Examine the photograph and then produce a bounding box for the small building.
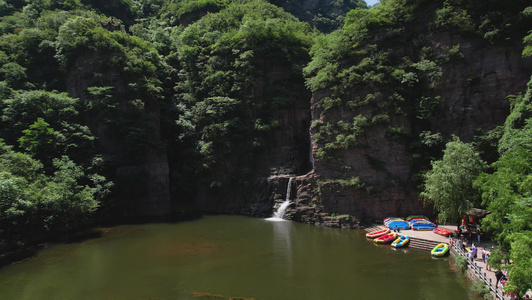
[462,208,490,233]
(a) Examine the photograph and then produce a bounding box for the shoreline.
[363,222,520,299]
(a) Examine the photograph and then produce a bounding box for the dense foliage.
[304,0,530,181]
[172,1,314,186]
[0,0,530,295]
[0,0,316,249]
[421,136,486,223]
[422,77,532,297]
[472,77,532,295]
[302,0,532,294]
[0,140,109,250]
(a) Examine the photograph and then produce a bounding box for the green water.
[0,215,474,299]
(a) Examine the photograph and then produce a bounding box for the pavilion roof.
[466,208,490,217]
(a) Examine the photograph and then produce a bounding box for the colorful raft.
[431,243,449,257]
[406,215,428,222]
[366,228,390,239]
[383,217,410,230]
[374,232,398,244]
[391,235,410,248]
[433,228,452,236]
[409,218,436,231]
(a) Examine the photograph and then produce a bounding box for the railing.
[452,241,507,300]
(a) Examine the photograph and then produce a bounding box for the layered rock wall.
[290,28,531,225]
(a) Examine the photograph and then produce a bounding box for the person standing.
[495,269,504,287]
[486,249,491,271]
[482,248,486,263]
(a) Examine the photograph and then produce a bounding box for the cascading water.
[309,134,314,171]
[266,177,294,221]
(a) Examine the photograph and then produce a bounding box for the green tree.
[38,156,100,231]
[475,147,532,247]
[506,230,532,295]
[0,61,26,88]
[18,117,59,160]
[2,90,96,169]
[171,0,314,193]
[421,136,487,222]
[0,144,107,250]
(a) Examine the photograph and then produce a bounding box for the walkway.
[450,238,510,299]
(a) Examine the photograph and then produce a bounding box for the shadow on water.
[0,211,204,268]
[0,215,475,299]
[0,245,42,268]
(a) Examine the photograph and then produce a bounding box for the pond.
[0,215,476,299]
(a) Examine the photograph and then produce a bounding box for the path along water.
[0,216,476,300]
[450,237,532,300]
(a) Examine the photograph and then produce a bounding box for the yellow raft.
[431,243,449,257]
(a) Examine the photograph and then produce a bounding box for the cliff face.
[184,7,531,224]
[65,51,172,218]
[290,29,531,225]
[56,2,530,225]
[192,58,313,215]
[431,33,530,138]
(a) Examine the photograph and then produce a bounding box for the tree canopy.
[474,77,532,295]
[0,1,531,295]
[421,136,486,223]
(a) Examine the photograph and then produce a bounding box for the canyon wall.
[289,29,531,225]
[65,51,172,218]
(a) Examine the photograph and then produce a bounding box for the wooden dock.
[363,223,453,251]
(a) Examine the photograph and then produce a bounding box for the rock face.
[431,32,530,139]
[192,58,313,215]
[290,33,530,225]
[189,28,530,226]
[65,51,172,218]
[59,5,530,225]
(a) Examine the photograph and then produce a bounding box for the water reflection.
[272,221,293,268]
[0,216,473,299]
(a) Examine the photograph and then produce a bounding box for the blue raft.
[391,235,410,248]
[383,217,410,230]
[409,218,436,231]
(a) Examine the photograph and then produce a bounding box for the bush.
[470,278,493,299]
[454,255,468,271]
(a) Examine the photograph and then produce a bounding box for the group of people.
[454,224,532,299]
[458,236,491,270]
[453,233,524,298]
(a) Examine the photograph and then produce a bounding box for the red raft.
[433,228,452,236]
[374,232,398,243]
[366,228,390,239]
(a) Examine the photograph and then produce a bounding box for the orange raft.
[374,232,398,244]
[433,228,452,236]
[366,228,390,239]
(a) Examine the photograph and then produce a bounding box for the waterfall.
[266,177,294,221]
[309,136,314,171]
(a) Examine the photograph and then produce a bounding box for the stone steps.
[364,224,384,233]
[408,237,440,251]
